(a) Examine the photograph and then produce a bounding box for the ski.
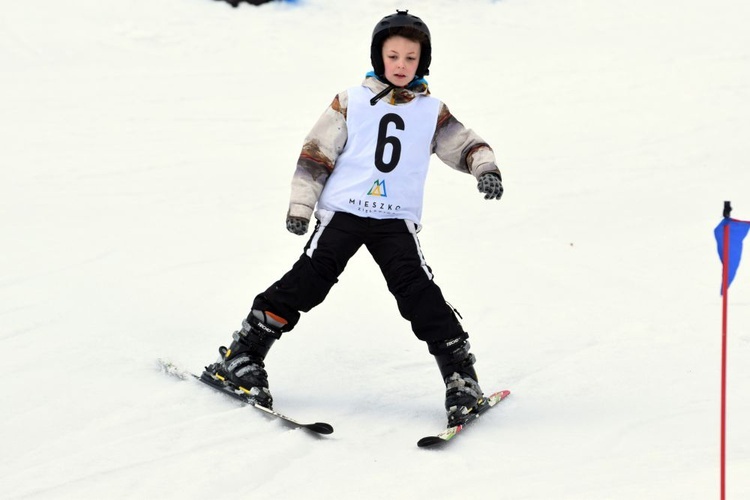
[417,389,510,448]
[157,358,333,435]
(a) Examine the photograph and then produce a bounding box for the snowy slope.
[2,0,749,498]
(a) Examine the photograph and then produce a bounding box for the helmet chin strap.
[369,82,396,106]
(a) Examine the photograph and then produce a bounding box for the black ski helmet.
[370,10,432,78]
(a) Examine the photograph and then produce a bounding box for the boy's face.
[381,36,421,87]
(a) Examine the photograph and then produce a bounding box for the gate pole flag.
[713,201,750,500]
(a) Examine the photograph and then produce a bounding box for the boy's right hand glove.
[477,172,504,200]
[286,216,309,235]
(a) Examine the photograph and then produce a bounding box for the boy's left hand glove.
[286,216,309,235]
[477,172,503,200]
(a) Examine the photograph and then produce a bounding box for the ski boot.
[428,333,484,427]
[203,309,286,409]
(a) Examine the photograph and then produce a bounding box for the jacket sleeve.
[432,102,501,179]
[287,92,349,222]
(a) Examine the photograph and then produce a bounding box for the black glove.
[286,216,309,235]
[477,172,503,200]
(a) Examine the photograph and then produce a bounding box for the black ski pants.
[252,211,464,343]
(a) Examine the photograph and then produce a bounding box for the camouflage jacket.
[288,76,501,222]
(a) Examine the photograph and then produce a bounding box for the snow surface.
[2,0,750,498]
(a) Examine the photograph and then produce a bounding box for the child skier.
[203,10,504,427]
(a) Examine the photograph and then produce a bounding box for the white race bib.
[317,85,440,225]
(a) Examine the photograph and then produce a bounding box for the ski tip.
[484,389,511,408]
[417,425,460,448]
[417,436,446,448]
[307,422,334,435]
[156,358,191,380]
[489,389,511,401]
